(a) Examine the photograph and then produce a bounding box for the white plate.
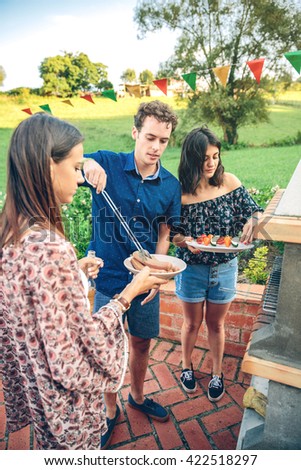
[124,254,187,280]
[186,240,254,253]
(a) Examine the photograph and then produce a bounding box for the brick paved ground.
[0,337,251,451]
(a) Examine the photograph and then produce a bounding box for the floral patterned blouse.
[0,230,128,450]
[176,186,263,266]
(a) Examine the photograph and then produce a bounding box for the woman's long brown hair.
[0,113,83,249]
[178,125,224,195]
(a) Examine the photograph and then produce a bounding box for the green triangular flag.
[101,89,117,102]
[39,104,52,114]
[182,72,197,91]
[284,50,301,74]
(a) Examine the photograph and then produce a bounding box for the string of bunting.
[21,50,301,115]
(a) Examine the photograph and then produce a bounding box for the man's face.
[132,116,172,174]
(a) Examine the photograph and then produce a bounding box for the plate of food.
[124,251,187,280]
[186,235,254,253]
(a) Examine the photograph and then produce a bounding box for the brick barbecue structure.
[238,160,301,450]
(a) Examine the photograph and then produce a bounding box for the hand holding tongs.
[101,190,152,260]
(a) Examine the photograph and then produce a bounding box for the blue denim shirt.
[82,150,181,297]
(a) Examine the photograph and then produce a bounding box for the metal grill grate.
[262,256,283,313]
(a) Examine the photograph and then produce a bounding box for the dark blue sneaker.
[128,393,169,422]
[100,404,120,449]
[208,373,225,402]
[180,366,197,393]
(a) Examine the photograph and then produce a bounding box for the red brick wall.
[159,281,264,358]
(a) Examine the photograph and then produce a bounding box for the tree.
[134,0,301,144]
[39,52,109,96]
[97,79,114,91]
[120,68,137,83]
[139,69,154,84]
[0,65,6,87]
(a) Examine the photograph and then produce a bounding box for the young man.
[82,100,181,449]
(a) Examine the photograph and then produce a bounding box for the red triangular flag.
[80,94,95,104]
[21,108,32,115]
[153,78,168,95]
[247,58,265,84]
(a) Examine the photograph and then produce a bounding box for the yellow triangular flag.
[212,65,231,87]
[125,84,141,98]
[62,99,74,107]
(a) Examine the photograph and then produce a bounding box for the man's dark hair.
[134,100,178,132]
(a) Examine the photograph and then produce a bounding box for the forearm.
[155,223,171,254]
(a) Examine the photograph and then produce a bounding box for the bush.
[6,87,32,101]
[61,187,92,258]
[243,246,269,284]
[247,186,279,209]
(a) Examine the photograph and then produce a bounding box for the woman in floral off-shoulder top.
[172,126,263,402]
[0,113,167,449]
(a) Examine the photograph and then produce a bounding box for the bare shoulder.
[223,172,241,192]
[181,193,191,204]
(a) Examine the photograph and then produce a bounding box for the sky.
[0,0,178,91]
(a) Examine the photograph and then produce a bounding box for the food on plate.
[130,251,179,273]
[195,234,241,248]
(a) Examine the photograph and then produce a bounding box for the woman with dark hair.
[173,125,262,401]
[0,113,167,449]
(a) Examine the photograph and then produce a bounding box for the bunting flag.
[39,104,52,114]
[62,99,74,107]
[14,52,301,114]
[21,108,32,115]
[101,89,117,102]
[246,58,265,84]
[212,65,231,87]
[125,84,141,98]
[80,94,95,104]
[284,50,301,74]
[182,72,197,91]
[153,78,168,95]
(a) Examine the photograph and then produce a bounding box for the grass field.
[1,93,301,194]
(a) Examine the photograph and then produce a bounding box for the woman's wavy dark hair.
[178,125,224,194]
[0,112,83,249]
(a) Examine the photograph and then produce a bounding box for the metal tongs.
[101,190,152,260]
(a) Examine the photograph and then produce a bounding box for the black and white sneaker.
[208,373,225,402]
[180,366,197,393]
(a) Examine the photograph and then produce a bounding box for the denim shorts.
[93,290,160,339]
[175,258,238,304]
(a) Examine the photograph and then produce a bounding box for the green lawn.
[1,93,301,195]
[160,145,301,189]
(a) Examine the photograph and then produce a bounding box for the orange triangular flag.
[62,99,74,107]
[80,94,95,104]
[212,65,231,87]
[153,78,168,95]
[247,58,265,84]
[21,108,32,115]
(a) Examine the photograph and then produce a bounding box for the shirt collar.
[124,151,161,180]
